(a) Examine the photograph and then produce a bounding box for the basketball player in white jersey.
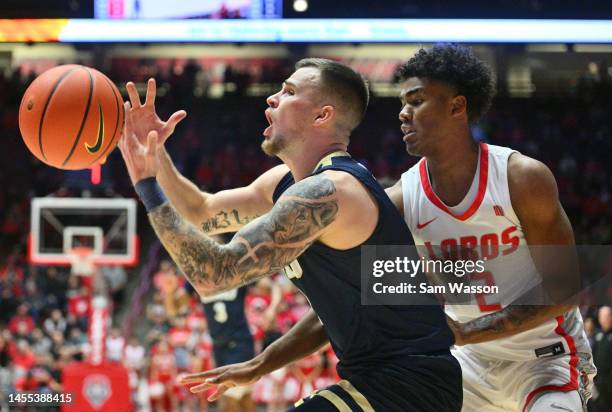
[178,46,596,411]
[385,44,596,411]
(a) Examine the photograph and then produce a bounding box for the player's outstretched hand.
[178,360,262,402]
[118,123,162,185]
[125,78,187,145]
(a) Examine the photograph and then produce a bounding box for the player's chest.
[410,205,524,261]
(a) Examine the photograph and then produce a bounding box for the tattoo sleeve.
[458,304,573,345]
[201,209,260,234]
[148,174,338,296]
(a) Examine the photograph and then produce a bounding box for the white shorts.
[453,347,596,412]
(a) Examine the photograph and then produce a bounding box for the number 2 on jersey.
[472,270,502,312]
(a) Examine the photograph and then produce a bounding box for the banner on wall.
[61,362,132,412]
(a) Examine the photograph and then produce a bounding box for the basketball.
[18,64,124,170]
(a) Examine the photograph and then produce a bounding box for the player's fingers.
[208,385,230,402]
[144,78,156,107]
[205,369,242,385]
[179,366,231,384]
[189,382,215,393]
[118,121,127,149]
[125,125,141,149]
[179,372,220,384]
[146,130,159,155]
[123,102,133,133]
[126,82,142,108]
[165,110,187,131]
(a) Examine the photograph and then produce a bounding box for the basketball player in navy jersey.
[180,46,596,412]
[201,286,256,412]
[118,58,462,411]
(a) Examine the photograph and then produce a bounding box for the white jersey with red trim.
[401,143,591,361]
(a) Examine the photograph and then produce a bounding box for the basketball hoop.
[68,247,96,276]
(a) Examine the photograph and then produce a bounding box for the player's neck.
[282,143,347,182]
[426,138,480,206]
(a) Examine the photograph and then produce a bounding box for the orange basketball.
[19,64,124,170]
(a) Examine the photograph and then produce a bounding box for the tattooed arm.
[450,154,576,345]
[121,78,287,235]
[149,173,339,296]
[157,147,289,235]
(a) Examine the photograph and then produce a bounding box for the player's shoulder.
[508,153,557,190]
[508,153,559,210]
[317,168,376,199]
[251,163,291,201]
[258,164,291,186]
[280,171,339,199]
[486,142,516,157]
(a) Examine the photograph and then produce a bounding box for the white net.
[68,247,96,276]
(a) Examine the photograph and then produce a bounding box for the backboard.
[29,197,138,266]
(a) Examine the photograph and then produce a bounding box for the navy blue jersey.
[273,154,454,378]
[202,287,253,347]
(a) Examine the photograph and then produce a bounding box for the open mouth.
[264,109,274,137]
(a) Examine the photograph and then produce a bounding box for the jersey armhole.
[501,150,523,227]
[400,169,415,229]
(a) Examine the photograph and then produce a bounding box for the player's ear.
[314,105,334,127]
[450,95,467,118]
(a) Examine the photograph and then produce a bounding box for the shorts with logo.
[454,346,596,412]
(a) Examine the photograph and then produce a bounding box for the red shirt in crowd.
[168,327,191,348]
[12,348,36,371]
[9,314,35,335]
[68,294,91,318]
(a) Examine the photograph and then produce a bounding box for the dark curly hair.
[396,44,495,123]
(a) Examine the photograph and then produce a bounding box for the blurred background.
[0,1,611,411]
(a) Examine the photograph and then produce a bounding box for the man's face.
[262,67,322,156]
[599,306,612,331]
[398,77,458,157]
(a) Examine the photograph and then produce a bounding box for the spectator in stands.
[124,337,145,375]
[585,316,597,348]
[124,336,146,409]
[35,267,68,310]
[146,295,170,344]
[49,331,68,360]
[154,260,183,317]
[169,315,192,372]
[66,327,87,354]
[11,339,36,379]
[106,327,126,363]
[149,338,178,412]
[0,289,19,324]
[592,306,612,412]
[30,328,52,357]
[67,285,92,331]
[100,265,128,307]
[9,304,34,336]
[43,309,67,337]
